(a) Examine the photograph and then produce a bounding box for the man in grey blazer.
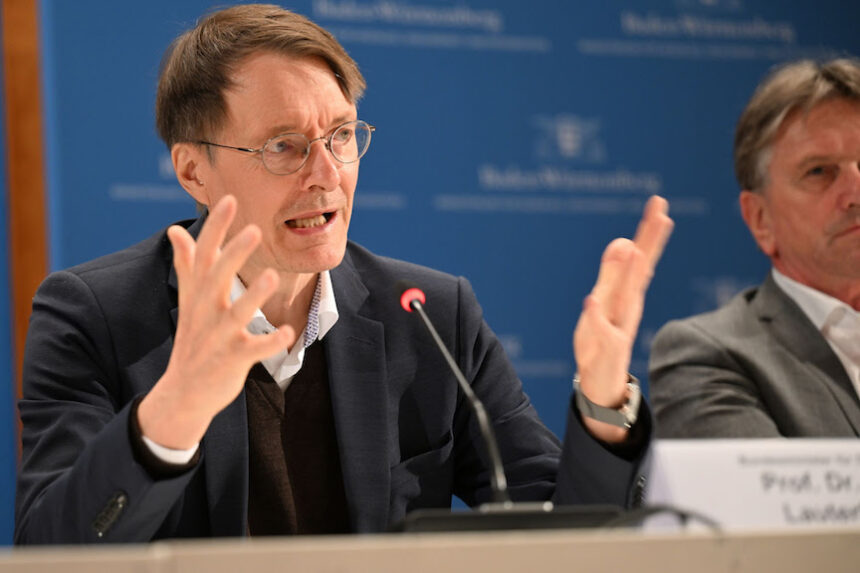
[17,5,673,543]
[650,58,860,438]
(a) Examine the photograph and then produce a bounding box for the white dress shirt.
[772,268,860,400]
[236,270,339,391]
[143,271,339,464]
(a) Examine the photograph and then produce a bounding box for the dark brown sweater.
[245,342,350,535]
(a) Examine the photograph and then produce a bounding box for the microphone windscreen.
[396,279,426,312]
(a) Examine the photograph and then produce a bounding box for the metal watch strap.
[573,374,641,429]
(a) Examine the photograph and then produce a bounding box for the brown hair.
[155,4,366,148]
[734,58,860,192]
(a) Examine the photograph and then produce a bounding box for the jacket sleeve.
[450,277,651,510]
[16,270,198,544]
[649,318,782,438]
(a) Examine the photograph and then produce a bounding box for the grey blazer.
[649,274,860,438]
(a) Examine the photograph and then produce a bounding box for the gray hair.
[734,58,860,192]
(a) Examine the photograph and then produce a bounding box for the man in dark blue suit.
[16,4,672,544]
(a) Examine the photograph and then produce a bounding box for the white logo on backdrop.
[619,11,795,43]
[440,109,710,215]
[438,110,684,216]
[577,1,834,62]
[675,0,744,13]
[533,114,606,163]
[313,0,551,53]
[314,0,503,33]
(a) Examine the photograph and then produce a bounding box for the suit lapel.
[327,250,391,532]
[166,215,249,536]
[754,274,860,434]
[201,397,250,536]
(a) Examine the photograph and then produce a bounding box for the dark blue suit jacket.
[16,217,651,544]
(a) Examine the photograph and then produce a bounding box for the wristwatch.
[573,373,641,429]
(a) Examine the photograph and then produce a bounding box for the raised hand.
[573,195,673,441]
[137,196,295,449]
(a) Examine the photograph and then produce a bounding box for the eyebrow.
[795,154,841,171]
[266,115,357,138]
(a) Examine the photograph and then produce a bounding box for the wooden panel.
[2,0,48,398]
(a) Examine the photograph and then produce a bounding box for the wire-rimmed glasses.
[198,120,375,175]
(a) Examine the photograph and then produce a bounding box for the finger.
[615,196,673,312]
[573,294,631,404]
[574,294,613,354]
[167,225,196,304]
[591,239,651,335]
[208,224,263,300]
[167,225,195,276]
[230,267,279,326]
[247,323,297,363]
[194,195,237,270]
[590,237,634,306]
[615,249,648,334]
[603,248,648,332]
[633,195,674,272]
[592,197,672,302]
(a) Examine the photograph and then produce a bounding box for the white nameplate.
[645,439,860,530]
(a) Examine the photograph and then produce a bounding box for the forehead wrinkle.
[796,153,842,169]
[221,55,356,143]
[764,99,860,193]
[780,122,849,166]
[267,111,356,136]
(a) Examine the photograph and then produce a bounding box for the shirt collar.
[230,270,339,345]
[313,270,339,342]
[771,268,859,332]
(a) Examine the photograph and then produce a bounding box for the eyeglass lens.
[262,121,372,175]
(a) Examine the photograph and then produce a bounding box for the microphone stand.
[395,283,622,532]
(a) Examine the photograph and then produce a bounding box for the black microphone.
[394,280,623,532]
[397,280,510,504]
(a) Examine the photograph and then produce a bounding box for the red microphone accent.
[400,287,426,312]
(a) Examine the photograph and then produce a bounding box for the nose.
[838,162,860,209]
[300,137,341,191]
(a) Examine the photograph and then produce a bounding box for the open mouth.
[286,211,335,229]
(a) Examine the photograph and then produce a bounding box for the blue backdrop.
[4,0,859,542]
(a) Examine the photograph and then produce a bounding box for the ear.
[172,143,211,207]
[739,190,776,257]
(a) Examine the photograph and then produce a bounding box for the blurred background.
[3,0,860,543]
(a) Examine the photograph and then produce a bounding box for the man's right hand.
[137,195,294,449]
